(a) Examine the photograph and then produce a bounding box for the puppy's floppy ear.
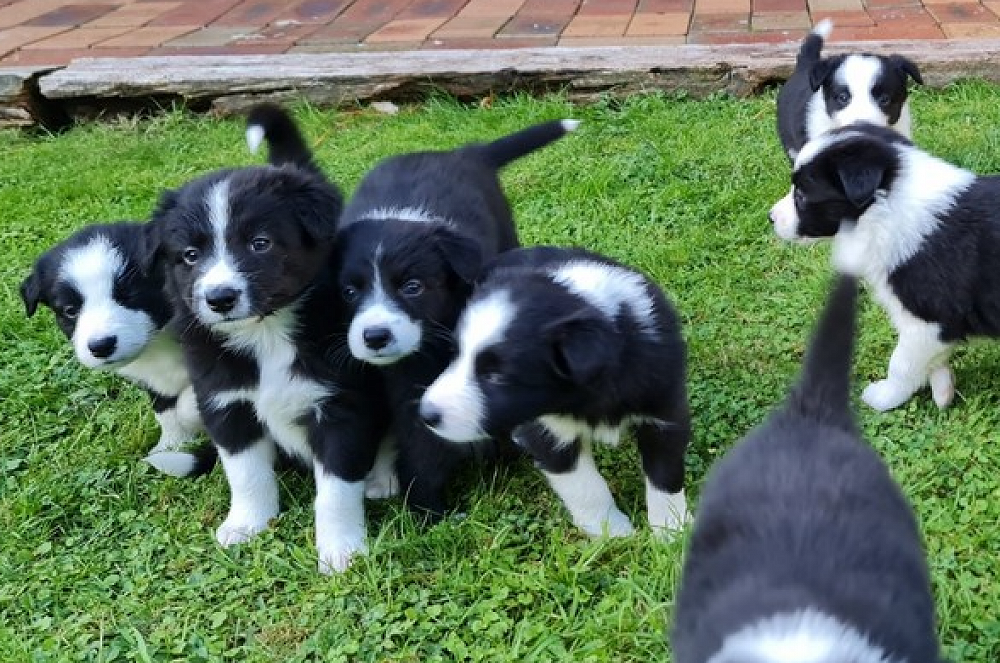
[19,267,44,317]
[543,310,620,386]
[890,55,923,85]
[277,168,344,244]
[141,189,178,275]
[837,160,885,209]
[431,226,483,284]
[808,58,838,92]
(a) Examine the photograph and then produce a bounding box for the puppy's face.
[21,231,167,369]
[810,54,922,130]
[335,220,482,366]
[145,167,343,327]
[771,127,900,241]
[420,282,620,442]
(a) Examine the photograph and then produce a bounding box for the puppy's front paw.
[929,366,956,409]
[216,512,272,546]
[861,380,912,412]
[580,508,634,539]
[317,538,366,574]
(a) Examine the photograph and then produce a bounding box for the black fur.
[331,120,574,517]
[671,277,942,663]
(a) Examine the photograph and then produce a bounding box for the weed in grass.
[1,84,999,661]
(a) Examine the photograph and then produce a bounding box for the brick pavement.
[1,0,996,65]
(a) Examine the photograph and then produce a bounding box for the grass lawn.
[2,84,1000,662]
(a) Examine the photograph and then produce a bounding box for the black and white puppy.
[21,223,204,472]
[770,19,922,220]
[671,276,943,663]
[419,246,690,537]
[142,103,387,573]
[332,119,577,516]
[770,121,998,412]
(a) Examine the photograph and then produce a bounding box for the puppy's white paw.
[929,366,956,409]
[317,538,366,574]
[580,508,634,538]
[216,512,272,546]
[648,489,690,537]
[861,380,913,412]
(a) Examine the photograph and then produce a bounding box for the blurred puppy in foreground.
[671,276,944,663]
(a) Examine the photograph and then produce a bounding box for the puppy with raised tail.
[142,103,387,573]
[332,119,577,517]
[770,19,922,224]
[21,223,209,475]
[671,276,943,663]
[419,246,690,537]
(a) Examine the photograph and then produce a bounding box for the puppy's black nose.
[88,336,117,359]
[420,402,442,429]
[363,326,393,350]
[205,287,240,313]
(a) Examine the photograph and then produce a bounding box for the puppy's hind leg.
[635,419,690,535]
[862,320,953,412]
[364,435,399,499]
[148,387,201,453]
[518,421,633,537]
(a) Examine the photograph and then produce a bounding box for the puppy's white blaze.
[543,450,633,537]
[833,56,886,129]
[560,119,581,132]
[832,146,975,278]
[347,260,423,364]
[645,481,688,533]
[812,17,833,39]
[60,238,157,367]
[706,608,896,663]
[196,179,251,322]
[423,290,515,442]
[245,124,265,153]
[549,260,657,335]
[314,466,367,574]
[216,439,279,546]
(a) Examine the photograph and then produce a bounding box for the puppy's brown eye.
[876,93,891,107]
[400,279,424,297]
[62,305,79,319]
[835,91,850,105]
[250,236,271,253]
[182,248,200,265]
[342,285,360,303]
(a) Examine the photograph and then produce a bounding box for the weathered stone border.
[5,39,1000,128]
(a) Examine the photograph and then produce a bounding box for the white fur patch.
[645,480,688,533]
[215,439,279,546]
[348,248,423,365]
[706,608,897,663]
[194,179,251,324]
[149,387,202,454]
[833,56,886,128]
[537,413,663,449]
[364,438,399,499]
[116,331,190,398]
[543,447,633,537]
[60,237,158,368]
[359,206,444,225]
[314,465,367,574]
[422,290,514,442]
[549,260,657,335]
[245,124,265,153]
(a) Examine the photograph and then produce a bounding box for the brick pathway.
[2,0,999,67]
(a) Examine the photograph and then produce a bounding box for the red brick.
[690,12,750,31]
[147,0,242,26]
[577,0,639,16]
[20,26,130,49]
[925,2,994,22]
[754,0,807,11]
[0,25,71,57]
[558,35,686,45]
[228,22,322,45]
[212,0,288,27]
[0,0,71,30]
[395,0,467,21]
[162,25,249,46]
[696,0,750,13]
[1,46,150,66]
[638,0,693,10]
[454,0,529,19]
[811,10,874,27]
[148,42,289,55]
[366,17,446,42]
[333,0,412,23]
[809,0,865,12]
[86,2,182,28]
[562,14,632,37]
[863,0,922,9]
[424,35,558,48]
[752,10,810,30]
[24,4,118,27]
[272,0,351,24]
[626,11,690,35]
[432,15,505,39]
[834,23,945,39]
[687,29,804,43]
[941,21,1000,36]
[96,24,197,47]
[516,0,580,16]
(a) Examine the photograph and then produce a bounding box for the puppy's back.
[672,277,940,663]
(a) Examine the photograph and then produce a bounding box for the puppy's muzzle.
[363,326,393,351]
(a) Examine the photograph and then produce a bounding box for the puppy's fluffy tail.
[143,443,218,478]
[477,119,579,169]
[798,18,833,66]
[245,103,321,174]
[783,275,858,431]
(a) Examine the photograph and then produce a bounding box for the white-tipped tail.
[245,125,265,153]
[812,18,833,39]
[561,119,581,133]
[143,451,199,477]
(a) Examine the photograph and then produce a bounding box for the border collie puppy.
[21,223,204,471]
[419,246,690,537]
[332,119,577,517]
[770,121,1000,412]
[770,19,921,221]
[142,103,387,573]
[671,276,942,663]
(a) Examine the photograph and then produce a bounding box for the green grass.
[3,83,1000,662]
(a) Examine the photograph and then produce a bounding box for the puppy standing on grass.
[21,223,205,473]
[332,119,578,517]
[770,122,1000,412]
[770,19,922,221]
[419,246,690,537]
[142,103,387,573]
[671,276,943,663]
